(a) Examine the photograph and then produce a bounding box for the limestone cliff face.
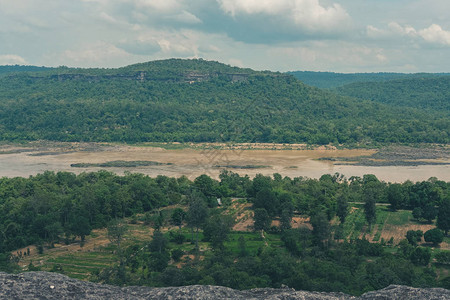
[0,272,448,300]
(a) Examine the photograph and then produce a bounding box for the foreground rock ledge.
[0,272,449,300]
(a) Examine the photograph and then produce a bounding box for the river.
[0,144,448,182]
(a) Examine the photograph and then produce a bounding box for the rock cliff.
[0,272,448,300]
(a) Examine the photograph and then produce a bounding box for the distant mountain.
[287,71,450,89]
[0,59,448,145]
[0,65,52,76]
[334,76,450,111]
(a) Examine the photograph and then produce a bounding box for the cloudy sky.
[0,0,449,72]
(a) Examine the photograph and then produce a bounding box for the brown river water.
[0,144,448,183]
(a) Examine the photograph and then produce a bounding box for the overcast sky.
[1,0,449,72]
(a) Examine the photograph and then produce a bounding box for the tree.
[421,204,437,223]
[280,209,293,231]
[387,183,405,211]
[310,210,330,248]
[45,222,63,247]
[149,230,168,253]
[107,219,128,283]
[412,207,423,221]
[364,195,376,232]
[171,208,186,229]
[435,251,450,264]
[437,197,450,235]
[254,187,278,217]
[336,194,349,224]
[0,252,19,273]
[203,214,234,250]
[238,235,248,257]
[194,174,219,198]
[410,247,431,265]
[253,208,271,232]
[406,230,423,246]
[424,228,444,246]
[187,195,208,250]
[70,215,91,243]
[107,219,128,251]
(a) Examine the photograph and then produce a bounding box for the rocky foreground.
[0,272,449,299]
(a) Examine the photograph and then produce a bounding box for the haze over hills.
[0,59,448,145]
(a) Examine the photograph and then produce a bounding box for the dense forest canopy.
[334,76,450,111]
[0,59,448,145]
[288,71,450,89]
[0,171,449,293]
[0,65,52,77]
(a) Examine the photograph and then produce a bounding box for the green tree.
[280,208,293,231]
[194,174,219,198]
[203,214,234,250]
[0,252,19,273]
[364,196,376,232]
[187,195,208,250]
[253,187,278,217]
[424,228,444,246]
[406,230,423,246]
[336,194,349,224]
[107,219,128,251]
[238,235,248,257]
[435,251,450,264]
[149,230,168,253]
[70,215,91,242]
[45,222,63,247]
[171,208,186,229]
[387,183,406,211]
[310,210,331,248]
[106,219,128,284]
[253,208,271,232]
[410,247,431,265]
[422,204,437,223]
[412,207,423,221]
[437,197,450,235]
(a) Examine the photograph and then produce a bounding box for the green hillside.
[335,76,450,111]
[0,59,448,145]
[288,71,449,89]
[0,65,52,77]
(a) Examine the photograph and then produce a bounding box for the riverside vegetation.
[0,170,449,295]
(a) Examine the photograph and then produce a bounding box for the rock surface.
[0,272,448,300]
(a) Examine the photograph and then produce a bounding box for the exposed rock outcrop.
[0,272,448,300]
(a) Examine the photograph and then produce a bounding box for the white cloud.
[131,0,182,12]
[267,42,389,72]
[218,0,350,33]
[61,42,132,67]
[168,11,202,24]
[418,24,450,46]
[367,22,450,47]
[388,22,417,37]
[0,54,27,65]
[99,12,117,23]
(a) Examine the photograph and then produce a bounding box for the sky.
[0,0,449,73]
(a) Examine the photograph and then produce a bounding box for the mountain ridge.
[0,59,448,144]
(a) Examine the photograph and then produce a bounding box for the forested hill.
[287,71,449,89]
[0,59,448,145]
[0,65,52,77]
[334,76,450,111]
